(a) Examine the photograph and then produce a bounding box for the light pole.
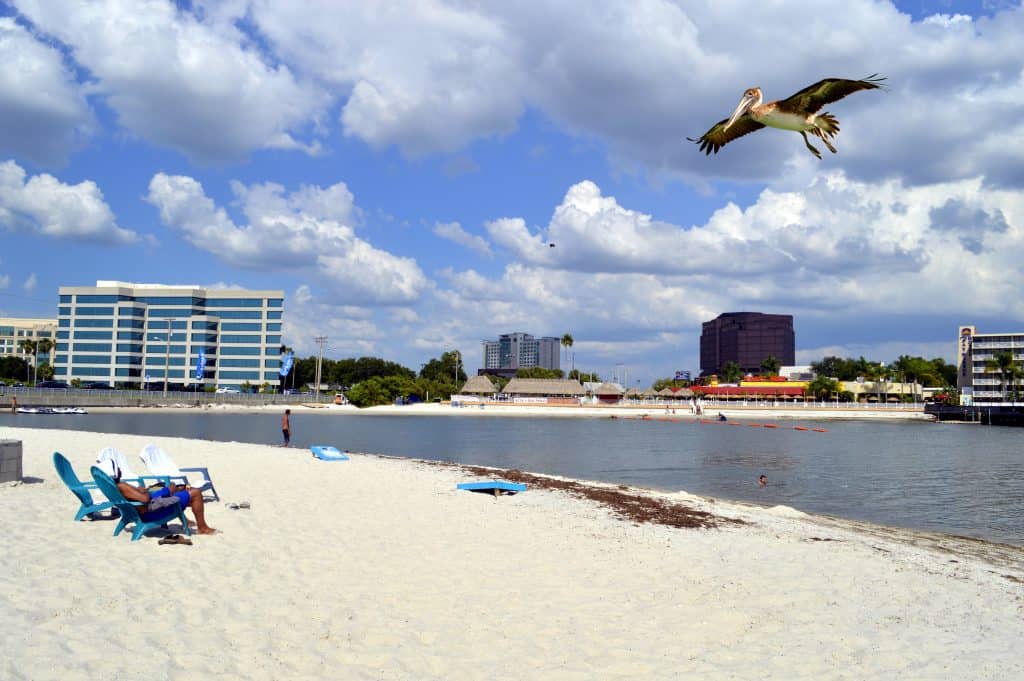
[32,339,40,384]
[453,350,461,387]
[314,336,328,398]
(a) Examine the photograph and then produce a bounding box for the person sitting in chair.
[104,463,217,535]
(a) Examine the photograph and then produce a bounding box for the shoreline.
[81,401,936,421]
[3,426,1022,678]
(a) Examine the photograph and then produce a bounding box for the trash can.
[0,439,23,483]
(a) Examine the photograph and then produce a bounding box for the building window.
[59,295,72,303]
[221,322,262,331]
[117,331,144,340]
[219,358,260,368]
[192,321,219,330]
[71,367,110,376]
[220,346,261,356]
[76,318,114,328]
[72,355,110,364]
[220,335,261,344]
[266,323,282,331]
[72,343,113,353]
[58,307,71,316]
[191,333,218,343]
[118,306,146,316]
[266,311,283,320]
[265,335,281,344]
[267,298,283,307]
[73,331,113,340]
[116,344,143,353]
[218,370,260,380]
[210,310,262,319]
[206,298,263,307]
[75,307,115,316]
[146,308,193,318]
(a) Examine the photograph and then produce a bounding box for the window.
[118,306,146,316]
[171,321,188,329]
[75,307,114,316]
[73,331,113,340]
[73,343,112,352]
[55,355,68,364]
[57,331,69,340]
[210,310,261,319]
[266,311,282,320]
[144,345,186,355]
[118,319,145,329]
[221,322,261,331]
[218,370,260,380]
[145,356,185,366]
[59,295,72,303]
[116,368,142,377]
[191,333,218,343]
[72,367,110,376]
[264,359,281,368]
[192,321,219,330]
[135,296,201,306]
[264,371,280,381]
[147,308,193,318]
[59,319,70,328]
[73,355,110,364]
[265,335,281,345]
[266,323,281,331]
[220,335,261,344]
[58,307,71,316]
[37,331,51,338]
[116,356,141,365]
[116,344,143,353]
[220,346,261,355]
[206,298,263,307]
[267,298,283,307]
[56,343,69,352]
[76,318,114,328]
[219,358,259,368]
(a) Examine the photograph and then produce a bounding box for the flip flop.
[158,534,193,546]
[228,502,251,510]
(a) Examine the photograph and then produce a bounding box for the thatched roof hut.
[593,382,624,396]
[460,375,497,395]
[501,378,586,396]
[624,387,643,398]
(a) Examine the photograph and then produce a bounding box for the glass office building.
[700,312,795,377]
[54,282,285,388]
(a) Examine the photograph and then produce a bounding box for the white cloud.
[14,0,329,161]
[434,221,492,257]
[146,173,428,305]
[0,17,93,164]
[0,160,136,243]
[23,273,37,293]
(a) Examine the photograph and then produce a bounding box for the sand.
[2,426,1021,680]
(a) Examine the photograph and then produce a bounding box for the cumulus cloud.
[928,199,1009,254]
[0,160,136,243]
[14,0,329,161]
[0,17,93,164]
[23,273,37,293]
[146,173,428,305]
[434,222,492,257]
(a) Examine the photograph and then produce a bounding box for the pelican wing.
[687,114,765,155]
[780,75,886,114]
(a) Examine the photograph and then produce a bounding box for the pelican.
[689,75,885,158]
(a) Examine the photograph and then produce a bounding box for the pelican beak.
[724,93,755,131]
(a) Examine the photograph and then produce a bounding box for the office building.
[481,332,561,375]
[956,325,1024,404]
[700,312,795,377]
[0,317,57,372]
[54,282,284,388]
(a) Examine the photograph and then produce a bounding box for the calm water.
[5,411,1023,545]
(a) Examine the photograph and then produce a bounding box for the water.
[5,411,1023,545]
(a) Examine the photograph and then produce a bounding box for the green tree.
[419,351,467,385]
[652,377,687,391]
[719,361,742,383]
[568,369,600,382]
[36,362,55,380]
[0,356,29,381]
[516,367,564,379]
[807,375,840,400]
[760,355,781,377]
[985,351,1021,402]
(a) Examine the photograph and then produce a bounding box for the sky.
[1,0,1023,387]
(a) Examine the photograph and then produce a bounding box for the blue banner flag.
[280,351,294,377]
[195,349,206,380]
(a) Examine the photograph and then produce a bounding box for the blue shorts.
[147,486,190,509]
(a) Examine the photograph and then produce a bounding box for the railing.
[0,385,334,407]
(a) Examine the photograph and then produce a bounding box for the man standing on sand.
[282,409,291,447]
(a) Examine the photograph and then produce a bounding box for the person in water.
[718,412,727,422]
[759,474,767,487]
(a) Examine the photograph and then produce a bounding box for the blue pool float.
[311,445,349,461]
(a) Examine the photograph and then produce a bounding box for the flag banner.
[195,349,206,380]
[280,351,294,377]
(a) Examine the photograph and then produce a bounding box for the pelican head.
[724,87,762,130]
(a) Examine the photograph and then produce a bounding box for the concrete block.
[0,439,23,483]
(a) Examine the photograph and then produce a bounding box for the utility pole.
[314,336,328,398]
[453,349,460,387]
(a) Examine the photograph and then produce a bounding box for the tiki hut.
[624,387,643,400]
[501,378,586,399]
[592,381,624,404]
[459,375,497,395]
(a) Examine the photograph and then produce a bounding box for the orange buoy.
[747,423,762,428]
[728,422,742,426]
[793,426,808,431]
[763,424,778,429]
[812,428,828,433]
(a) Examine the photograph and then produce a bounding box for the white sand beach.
[2,426,1021,680]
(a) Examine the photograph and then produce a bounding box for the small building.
[592,381,624,404]
[460,375,497,396]
[501,378,586,404]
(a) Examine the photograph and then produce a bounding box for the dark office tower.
[700,312,795,377]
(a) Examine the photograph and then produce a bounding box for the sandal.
[158,534,194,545]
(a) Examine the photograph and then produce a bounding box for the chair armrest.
[138,475,173,486]
[179,467,211,483]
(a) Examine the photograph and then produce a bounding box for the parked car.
[83,381,113,390]
[215,386,241,394]
[36,380,70,389]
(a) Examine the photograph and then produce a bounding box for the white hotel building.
[956,325,1024,405]
[54,282,284,389]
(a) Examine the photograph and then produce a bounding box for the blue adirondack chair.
[90,466,192,542]
[53,452,115,521]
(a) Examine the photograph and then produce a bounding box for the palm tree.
[807,375,840,401]
[720,361,742,384]
[18,339,37,382]
[985,351,1021,403]
[560,332,574,370]
[760,355,781,377]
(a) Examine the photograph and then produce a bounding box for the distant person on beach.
[759,474,767,487]
[111,466,217,535]
[10,396,15,414]
[282,409,291,446]
[718,412,727,422]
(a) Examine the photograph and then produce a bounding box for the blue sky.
[1,0,1023,386]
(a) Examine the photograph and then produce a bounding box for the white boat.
[15,406,87,415]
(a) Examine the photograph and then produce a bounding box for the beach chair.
[139,444,220,502]
[53,452,115,521]
[96,446,168,486]
[89,466,192,542]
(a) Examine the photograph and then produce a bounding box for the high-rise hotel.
[54,282,284,389]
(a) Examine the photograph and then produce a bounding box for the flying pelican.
[689,75,885,158]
